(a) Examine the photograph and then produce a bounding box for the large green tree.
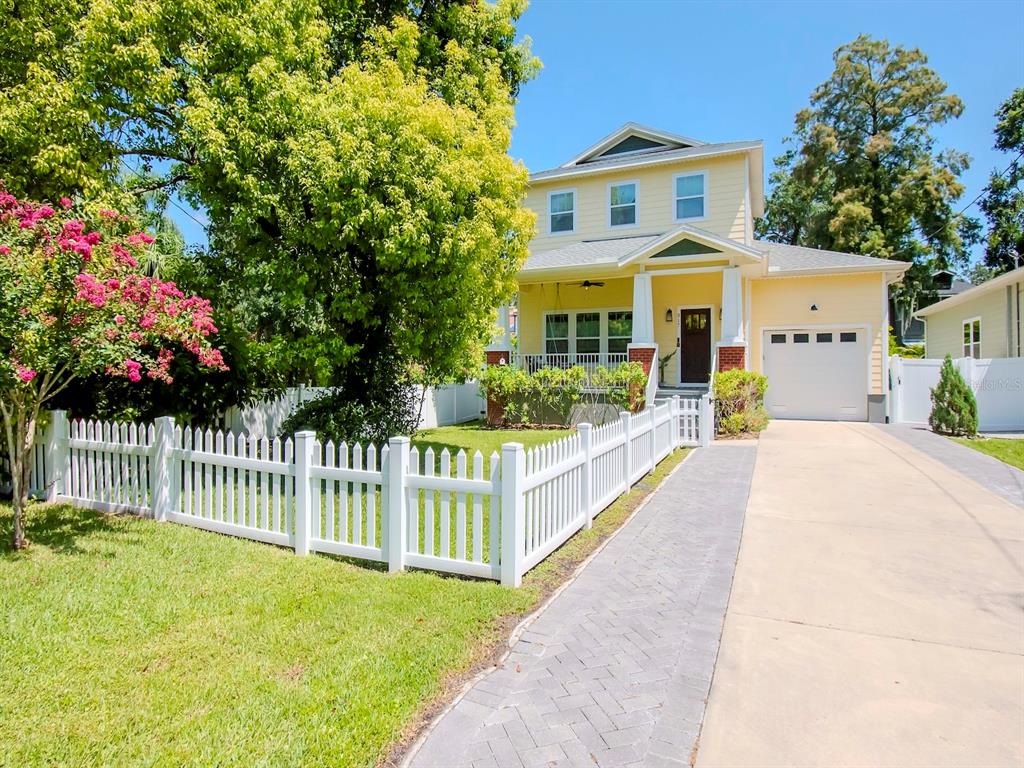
[757,35,977,337]
[1,0,536,402]
[979,87,1024,274]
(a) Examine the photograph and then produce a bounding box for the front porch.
[507,264,749,387]
[501,226,758,388]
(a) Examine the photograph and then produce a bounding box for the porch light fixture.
[665,308,673,323]
[810,303,819,311]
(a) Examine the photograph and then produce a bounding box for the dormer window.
[608,182,637,228]
[674,172,706,221]
[548,190,575,234]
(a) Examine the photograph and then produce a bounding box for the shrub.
[479,361,646,427]
[280,380,421,446]
[713,369,769,436]
[929,355,978,436]
[590,362,648,413]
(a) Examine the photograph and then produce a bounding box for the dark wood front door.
[680,308,711,383]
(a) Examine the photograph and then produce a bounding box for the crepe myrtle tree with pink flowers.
[0,187,227,549]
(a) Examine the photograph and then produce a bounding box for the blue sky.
[508,0,1024,266]
[175,0,1024,266]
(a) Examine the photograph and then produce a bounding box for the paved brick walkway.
[406,443,756,768]
[881,424,1024,508]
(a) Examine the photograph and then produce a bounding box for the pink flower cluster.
[57,219,102,260]
[2,185,229,393]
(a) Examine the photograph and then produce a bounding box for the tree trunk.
[2,399,34,550]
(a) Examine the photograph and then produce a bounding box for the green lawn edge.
[951,436,1024,471]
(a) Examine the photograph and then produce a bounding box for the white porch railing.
[509,352,630,378]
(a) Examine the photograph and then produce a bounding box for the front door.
[680,308,711,384]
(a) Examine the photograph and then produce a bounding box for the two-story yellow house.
[499,123,910,422]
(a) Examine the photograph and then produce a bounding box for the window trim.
[542,307,633,356]
[672,170,709,223]
[962,316,982,359]
[607,179,639,230]
[547,188,577,236]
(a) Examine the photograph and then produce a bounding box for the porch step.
[656,386,708,402]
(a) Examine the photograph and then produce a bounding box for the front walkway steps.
[405,443,756,768]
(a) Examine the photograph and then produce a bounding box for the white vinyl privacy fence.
[23,395,709,586]
[890,355,1024,431]
[222,383,485,438]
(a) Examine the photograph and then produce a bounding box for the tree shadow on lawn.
[0,502,143,559]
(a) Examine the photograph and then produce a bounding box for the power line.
[116,156,209,231]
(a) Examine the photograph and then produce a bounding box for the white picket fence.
[23,395,709,586]
[890,355,1024,431]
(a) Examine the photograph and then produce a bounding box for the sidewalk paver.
[882,423,1024,508]
[696,421,1024,768]
[407,443,755,768]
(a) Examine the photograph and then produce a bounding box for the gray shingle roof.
[521,235,909,275]
[756,241,908,273]
[529,141,761,182]
[523,235,659,271]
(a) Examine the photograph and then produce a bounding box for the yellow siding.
[525,154,748,254]
[749,274,887,394]
[924,290,1010,359]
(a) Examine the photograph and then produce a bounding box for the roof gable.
[562,123,705,168]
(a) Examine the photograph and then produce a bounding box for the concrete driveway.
[696,421,1024,768]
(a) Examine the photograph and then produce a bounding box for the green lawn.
[0,423,687,767]
[952,436,1024,471]
[412,421,575,467]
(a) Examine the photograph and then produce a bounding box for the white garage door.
[762,329,868,421]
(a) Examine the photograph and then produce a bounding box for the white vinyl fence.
[23,394,710,586]
[222,383,484,438]
[890,355,1024,431]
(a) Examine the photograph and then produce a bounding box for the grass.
[0,423,688,767]
[412,420,575,466]
[952,436,1024,471]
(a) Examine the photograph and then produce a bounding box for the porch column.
[718,268,746,372]
[720,268,743,345]
[631,273,655,344]
[487,304,512,351]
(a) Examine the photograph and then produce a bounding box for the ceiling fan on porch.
[570,280,605,290]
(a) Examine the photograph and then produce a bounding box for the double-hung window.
[962,318,981,359]
[674,172,706,221]
[607,311,633,354]
[543,310,633,358]
[609,182,637,228]
[545,313,569,354]
[549,190,575,234]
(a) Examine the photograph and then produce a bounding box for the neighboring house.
[915,266,1024,359]
[894,269,972,345]
[499,123,911,422]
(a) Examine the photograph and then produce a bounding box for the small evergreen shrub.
[713,369,769,436]
[929,355,978,436]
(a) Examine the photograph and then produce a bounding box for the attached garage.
[762,328,868,421]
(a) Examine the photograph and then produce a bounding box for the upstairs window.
[674,172,706,220]
[609,182,637,227]
[549,190,575,234]
[963,318,981,359]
